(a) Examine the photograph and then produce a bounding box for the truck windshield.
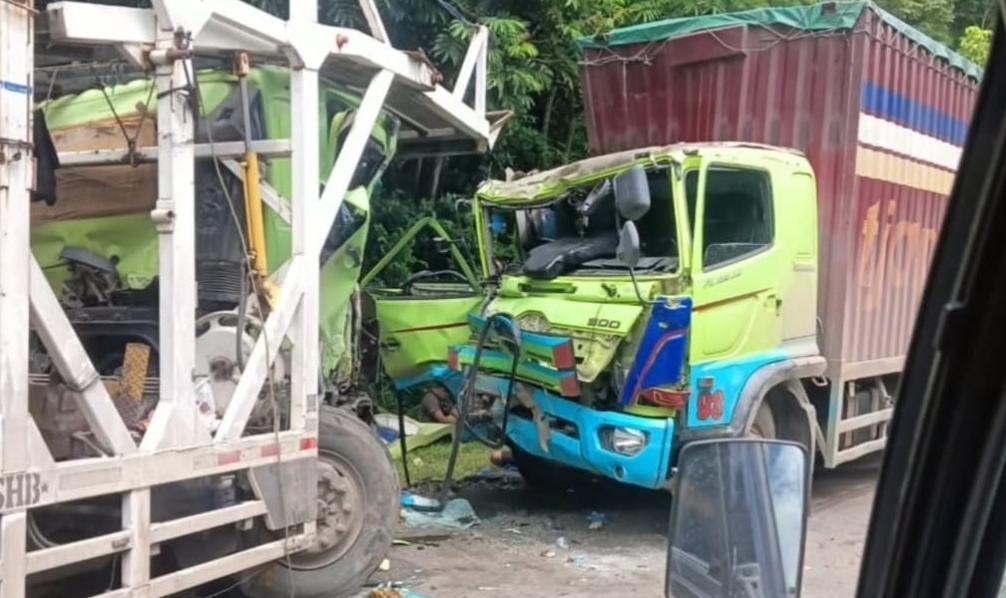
[487,168,680,279]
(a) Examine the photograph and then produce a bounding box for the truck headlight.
[605,427,648,456]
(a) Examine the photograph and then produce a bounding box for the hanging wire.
[427,0,478,26]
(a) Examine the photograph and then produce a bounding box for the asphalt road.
[371,455,882,598]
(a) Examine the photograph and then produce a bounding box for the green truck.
[28,65,409,597]
[369,3,982,490]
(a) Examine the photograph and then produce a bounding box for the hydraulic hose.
[437,312,522,507]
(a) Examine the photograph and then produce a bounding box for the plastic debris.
[366,581,429,598]
[402,498,479,530]
[541,549,556,558]
[587,511,606,530]
[556,536,569,549]
[379,558,391,572]
[401,493,442,511]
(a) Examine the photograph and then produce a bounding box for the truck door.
[687,160,786,363]
[362,217,482,386]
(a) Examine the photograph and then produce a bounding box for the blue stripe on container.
[861,81,968,146]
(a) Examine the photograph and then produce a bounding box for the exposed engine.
[29,86,292,459]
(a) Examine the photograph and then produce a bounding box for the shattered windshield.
[486,168,680,279]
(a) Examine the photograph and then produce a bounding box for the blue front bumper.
[496,376,675,490]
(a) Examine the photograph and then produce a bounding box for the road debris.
[402,497,479,531]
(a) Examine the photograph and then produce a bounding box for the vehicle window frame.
[636,165,682,264]
[691,163,776,273]
[854,11,1006,598]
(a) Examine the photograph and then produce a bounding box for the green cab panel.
[370,289,482,383]
[362,217,482,386]
[488,277,659,382]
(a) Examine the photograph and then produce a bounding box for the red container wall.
[579,13,978,377]
[844,11,975,375]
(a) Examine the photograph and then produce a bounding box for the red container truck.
[578,1,981,466]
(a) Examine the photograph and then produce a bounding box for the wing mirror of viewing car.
[666,439,809,598]
[613,165,651,221]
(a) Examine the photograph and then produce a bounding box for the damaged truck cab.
[450,144,821,489]
[371,2,979,491]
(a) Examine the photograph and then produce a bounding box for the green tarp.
[577,1,981,80]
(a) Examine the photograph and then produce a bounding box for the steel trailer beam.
[0,2,37,596]
[0,0,498,596]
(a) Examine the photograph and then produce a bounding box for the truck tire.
[512,447,594,492]
[748,400,778,439]
[242,406,399,598]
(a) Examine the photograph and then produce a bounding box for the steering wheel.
[401,269,471,295]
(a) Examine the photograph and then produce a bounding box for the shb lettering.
[0,472,44,509]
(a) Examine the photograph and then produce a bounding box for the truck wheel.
[748,400,778,439]
[512,447,593,492]
[242,406,399,598]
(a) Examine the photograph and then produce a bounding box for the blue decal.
[618,296,692,406]
[453,344,578,392]
[0,80,31,95]
[494,374,674,490]
[683,349,789,429]
[861,81,968,146]
[467,312,572,354]
[390,365,464,395]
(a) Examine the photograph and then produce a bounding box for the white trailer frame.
[0,1,497,596]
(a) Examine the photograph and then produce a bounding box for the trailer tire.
[242,406,399,598]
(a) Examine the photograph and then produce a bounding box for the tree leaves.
[959,24,992,64]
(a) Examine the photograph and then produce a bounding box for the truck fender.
[738,358,823,436]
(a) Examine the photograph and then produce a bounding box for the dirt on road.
[363,457,881,598]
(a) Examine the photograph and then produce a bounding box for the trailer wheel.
[242,406,399,598]
[748,400,778,439]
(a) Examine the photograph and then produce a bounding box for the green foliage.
[959,25,993,65]
[364,190,480,287]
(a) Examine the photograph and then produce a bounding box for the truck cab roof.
[477,142,808,205]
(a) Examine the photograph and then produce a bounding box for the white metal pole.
[0,2,35,596]
[314,70,393,256]
[142,19,201,450]
[288,0,321,437]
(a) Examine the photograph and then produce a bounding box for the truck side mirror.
[613,165,651,221]
[617,221,641,268]
[666,439,809,598]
